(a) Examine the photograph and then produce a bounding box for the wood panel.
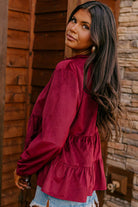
[4,107,25,121]
[2,160,19,174]
[3,137,23,147]
[4,103,25,112]
[32,69,54,87]
[98,0,115,12]
[2,1,31,207]
[8,0,30,13]
[26,0,36,129]
[100,0,120,23]
[1,203,19,207]
[4,103,25,121]
[7,48,29,68]
[3,144,23,156]
[6,68,27,85]
[7,30,29,49]
[0,0,9,206]
[31,86,44,104]
[34,31,65,50]
[2,178,18,190]
[31,0,67,109]
[33,50,64,69]
[5,85,26,103]
[1,188,20,206]
[4,121,25,139]
[35,12,67,32]
[3,153,22,164]
[4,110,25,121]
[8,10,30,31]
[36,0,67,13]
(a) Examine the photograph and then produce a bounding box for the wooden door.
[66,0,120,206]
[21,0,68,205]
[0,1,9,206]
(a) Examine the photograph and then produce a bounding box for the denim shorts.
[30,185,99,207]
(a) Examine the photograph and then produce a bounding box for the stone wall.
[103,0,138,206]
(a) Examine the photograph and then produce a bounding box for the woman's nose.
[70,23,78,33]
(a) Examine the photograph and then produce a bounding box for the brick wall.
[103,0,138,206]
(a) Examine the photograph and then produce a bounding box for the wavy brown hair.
[68,1,122,140]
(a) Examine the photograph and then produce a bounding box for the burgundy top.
[16,55,107,202]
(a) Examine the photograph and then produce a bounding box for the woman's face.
[65,9,92,55]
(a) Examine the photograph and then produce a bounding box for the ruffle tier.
[37,158,107,203]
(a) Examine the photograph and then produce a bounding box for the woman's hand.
[14,169,31,190]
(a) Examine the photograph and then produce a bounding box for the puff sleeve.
[16,62,80,176]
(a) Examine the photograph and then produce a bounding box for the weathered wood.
[0,0,9,205]
[3,137,23,147]
[8,0,30,13]
[1,2,31,207]
[99,0,121,23]
[4,120,25,139]
[6,85,26,93]
[5,85,27,103]
[2,171,17,181]
[31,86,44,104]
[1,187,20,196]
[4,125,25,139]
[7,48,29,68]
[35,12,67,32]
[32,69,54,87]
[115,0,120,28]
[26,0,37,131]
[4,119,25,127]
[7,30,29,49]
[2,160,18,173]
[4,103,25,111]
[8,10,30,31]
[34,31,65,50]
[1,203,19,207]
[6,68,27,85]
[5,93,26,103]
[3,153,22,164]
[4,110,25,121]
[36,0,67,13]
[3,144,23,156]
[2,178,17,190]
[99,0,115,12]
[1,188,20,206]
[33,51,64,69]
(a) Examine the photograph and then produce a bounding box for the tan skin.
[14,8,93,191]
[65,9,93,56]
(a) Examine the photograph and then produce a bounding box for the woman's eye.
[82,24,89,30]
[71,17,76,23]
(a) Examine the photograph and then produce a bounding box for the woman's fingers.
[14,169,29,190]
[14,169,23,190]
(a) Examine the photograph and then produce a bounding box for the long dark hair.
[68,1,122,140]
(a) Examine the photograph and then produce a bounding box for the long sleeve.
[16,62,80,176]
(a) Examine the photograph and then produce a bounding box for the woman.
[14,1,122,207]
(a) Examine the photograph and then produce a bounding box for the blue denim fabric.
[30,186,99,207]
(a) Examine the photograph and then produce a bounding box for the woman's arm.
[16,62,79,176]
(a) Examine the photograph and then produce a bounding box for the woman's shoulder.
[55,54,89,72]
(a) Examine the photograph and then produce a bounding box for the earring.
[91,46,96,53]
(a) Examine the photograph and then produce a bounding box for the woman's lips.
[66,34,77,41]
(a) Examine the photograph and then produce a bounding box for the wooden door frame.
[0,0,9,205]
